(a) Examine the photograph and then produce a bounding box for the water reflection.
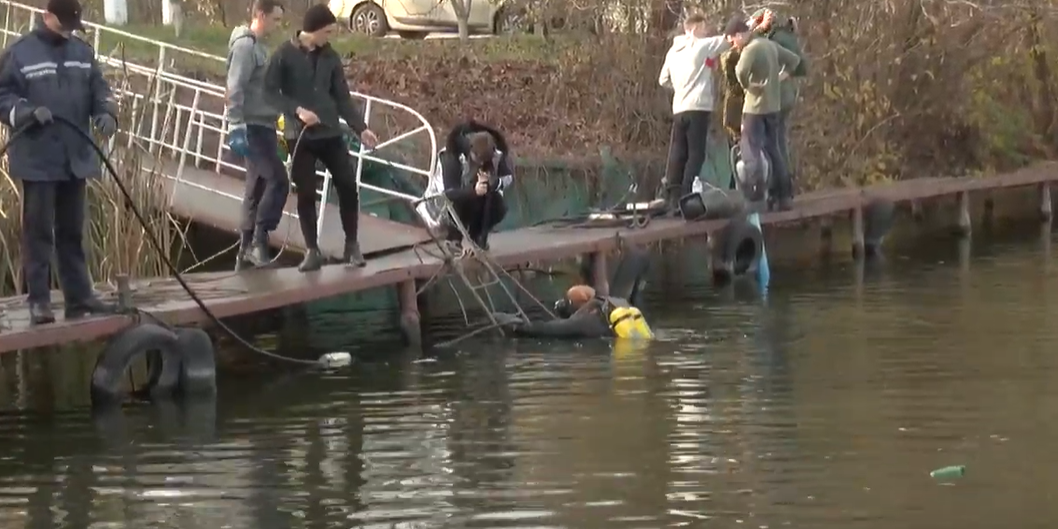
[0,231,1057,527]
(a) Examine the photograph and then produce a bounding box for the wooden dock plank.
[0,161,1055,353]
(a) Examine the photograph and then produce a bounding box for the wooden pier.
[0,161,1055,354]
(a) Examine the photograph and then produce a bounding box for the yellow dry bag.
[608,306,654,339]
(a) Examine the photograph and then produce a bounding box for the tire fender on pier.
[91,323,183,405]
[710,217,764,284]
[174,327,217,397]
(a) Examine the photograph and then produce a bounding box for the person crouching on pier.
[657,10,730,212]
[724,14,801,210]
[225,0,287,271]
[438,120,513,251]
[0,0,119,325]
[263,4,379,272]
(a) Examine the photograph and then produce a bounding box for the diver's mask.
[553,298,573,319]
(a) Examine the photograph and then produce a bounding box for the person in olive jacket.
[264,4,379,272]
[0,0,118,325]
[748,8,808,195]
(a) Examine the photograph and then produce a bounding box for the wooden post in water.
[819,216,833,258]
[1040,182,1052,223]
[850,206,865,259]
[982,195,995,231]
[955,191,972,237]
[910,199,925,223]
[397,280,421,346]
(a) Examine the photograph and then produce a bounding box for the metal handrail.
[0,0,439,239]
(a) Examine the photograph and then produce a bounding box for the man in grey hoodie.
[226,0,286,271]
[658,11,731,212]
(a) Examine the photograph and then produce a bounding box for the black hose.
[3,115,322,367]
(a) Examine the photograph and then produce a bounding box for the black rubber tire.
[351,2,388,37]
[174,327,217,397]
[863,197,896,256]
[91,323,182,406]
[710,216,764,284]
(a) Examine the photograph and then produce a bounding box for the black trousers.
[740,112,791,201]
[289,135,359,249]
[664,110,712,196]
[20,179,93,305]
[240,125,290,235]
[447,192,507,241]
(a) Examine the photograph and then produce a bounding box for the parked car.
[327,0,521,39]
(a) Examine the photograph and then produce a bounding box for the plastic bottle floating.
[930,465,966,482]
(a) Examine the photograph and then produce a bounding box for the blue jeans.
[241,125,290,234]
[740,112,791,202]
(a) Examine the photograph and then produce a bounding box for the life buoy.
[174,327,217,397]
[91,323,183,405]
[710,217,764,284]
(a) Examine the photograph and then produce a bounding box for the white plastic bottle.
[692,176,703,194]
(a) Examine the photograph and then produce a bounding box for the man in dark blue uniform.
[0,0,118,325]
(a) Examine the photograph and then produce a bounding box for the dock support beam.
[397,280,421,347]
[955,191,972,237]
[819,217,833,258]
[851,206,865,260]
[1040,183,1053,223]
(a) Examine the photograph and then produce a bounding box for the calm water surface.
[1,232,1057,528]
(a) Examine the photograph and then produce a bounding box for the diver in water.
[438,120,514,251]
[500,284,654,340]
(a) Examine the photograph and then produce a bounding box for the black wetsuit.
[439,121,512,249]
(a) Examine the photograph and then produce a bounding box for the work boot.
[473,232,491,251]
[342,240,366,268]
[234,230,253,272]
[298,248,324,272]
[247,227,272,268]
[29,303,55,325]
[666,186,683,217]
[65,297,115,320]
[776,196,794,212]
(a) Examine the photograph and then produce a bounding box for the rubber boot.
[342,240,366,268]
[298,248,324,272]
[29,303,55,325]
[234,230,253,272]
[247,227,272,268]
[473,231,491,251]
[666,185,683,217]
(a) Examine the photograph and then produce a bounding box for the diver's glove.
[494,313,526,331]
[92,113,117,137]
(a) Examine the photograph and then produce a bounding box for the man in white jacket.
[658,11,731,212]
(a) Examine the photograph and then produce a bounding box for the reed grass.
[0,63,193,299]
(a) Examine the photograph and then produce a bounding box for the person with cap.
[226,0,287,271]
[747,8,808,196]
[723,14,800,211]
[263,4,379,272]
[657,10,730,212]
[0,0,119,325]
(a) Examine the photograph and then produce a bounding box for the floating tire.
[710,216,764,284]
[863,197,896,256]
[174,327,217,397]
[91,323,183,406]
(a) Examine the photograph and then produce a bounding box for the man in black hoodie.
[263,4,378,272]
[438,120,513,251]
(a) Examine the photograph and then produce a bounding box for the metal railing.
[0,0,438,240]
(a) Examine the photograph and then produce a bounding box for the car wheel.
[351,3,388,37]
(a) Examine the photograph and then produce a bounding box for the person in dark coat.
[0,0,118,325]
[438,120,512,251]
[263,4,378,272]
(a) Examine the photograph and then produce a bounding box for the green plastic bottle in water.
[930,465,966,481]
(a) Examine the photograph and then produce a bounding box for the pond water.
[0,227,1056,528]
